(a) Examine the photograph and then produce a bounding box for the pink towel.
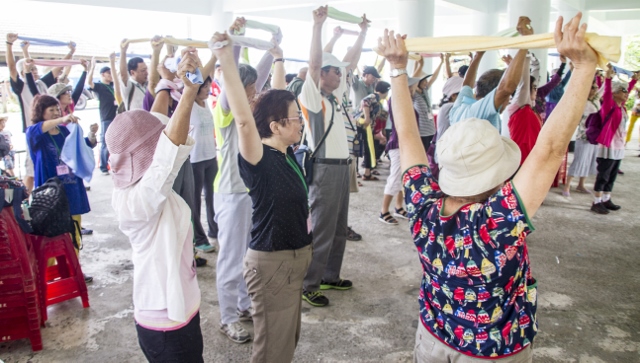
[32,59,82,67]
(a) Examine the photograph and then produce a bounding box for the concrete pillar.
[211,0,233,34]
[554,2,589,68]
[508,0,550,83]
[474,8,500,76]
[397,0,435,76]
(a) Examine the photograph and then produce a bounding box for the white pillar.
[508,0,550,83]
[211,0,233,34]
[474,9,500,76]
[397,0,435,75]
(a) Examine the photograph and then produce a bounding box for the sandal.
[393,208,409,220]
[357,181,363,187]
[378,212,398,225]
[362,174,379,181]
[371,170,380,175]
[575,187,590,194]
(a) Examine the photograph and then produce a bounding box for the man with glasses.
[298,6,369,307]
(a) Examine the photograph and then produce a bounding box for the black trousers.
[192,158,218,239]
[421,135,434,155]
[594,158,621,192]
[363,131,375,169]
[136,312,204,363]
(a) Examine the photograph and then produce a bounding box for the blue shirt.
[403,165,537,358]
[450,86,502,133]
[27,123,90,215]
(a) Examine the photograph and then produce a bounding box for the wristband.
[6,42,13,45]
[273,58,284,64]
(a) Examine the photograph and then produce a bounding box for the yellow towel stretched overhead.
[379,33,619,68]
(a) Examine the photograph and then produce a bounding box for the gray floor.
[1,146,639,363]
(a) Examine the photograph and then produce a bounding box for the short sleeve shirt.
[299,73,350,159]
[350,77,374,113]
[90,82,117,121]
[238,144,312,251]
[403,165,537,358]
[122,79,147,111]
[450,86,501,133]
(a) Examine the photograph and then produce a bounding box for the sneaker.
[237,308,253,322]
[83,274,93,283]
[101,171,109,175]
[590,202,610,215]
[302,290,329,307]
[219,322,251,344]
[195,256,207,267]
[602,199,621,211]
[80,228,93,236]
[347,226,362,241]
[320,279,353,291]
[195,242,216,253]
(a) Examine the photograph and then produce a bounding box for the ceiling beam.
[35,0,211,15]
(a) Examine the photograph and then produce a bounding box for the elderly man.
[298,6,369,307]
[286,67,308,98]
[119,40,149,111]
[88,55,119,175]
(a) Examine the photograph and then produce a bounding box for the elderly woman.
[211,32,311,363]
[379,13,597,361]
[106,51,204,363]
[563,80,601,196]
[26,95,95,281]
[590,65,637,214]
[24,59,88,116]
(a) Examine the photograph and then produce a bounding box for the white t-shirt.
[299,73,350,159]
[121,78,147,111]
[189,103,216,163]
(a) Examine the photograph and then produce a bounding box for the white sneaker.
[219,321,251,344]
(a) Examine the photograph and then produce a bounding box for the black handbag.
[343,101,365,158]
[29,177,81,249]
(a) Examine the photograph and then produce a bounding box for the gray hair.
[238,64,257,89]
[612,80,628,93]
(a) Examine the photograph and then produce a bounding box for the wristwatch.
[390,68,408,78]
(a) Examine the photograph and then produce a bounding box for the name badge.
[56,165,70,176]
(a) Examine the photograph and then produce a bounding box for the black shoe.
[590,202,610,214]
[81,228,93,236]
[320,279,353,290]
[85,186,91,191]
[302,290,329,307]
[195,256,207,267]
[617,169,624,175]
[83,274,93,283]
[347,226,362,241]
[602,199,621,211]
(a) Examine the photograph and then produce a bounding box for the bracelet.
[6,42,13,45]
[273,58,284,64]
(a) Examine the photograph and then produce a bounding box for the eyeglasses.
[324,67,341,76]
[273,112,303,124]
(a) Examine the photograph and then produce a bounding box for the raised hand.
[516,16,534,36]
[89,123,99,133]
[313,6,328,26]
[23,59,35,73]
[378,29,408,69]
[68,41,76,54]
[559,55,567,63]
[109,52,116,61]
[20,40,30,51]
[80,59,88,71]
[6,33,18,44]
[358,14,370,33]
[120,39,129,51]
[151,35,164,52]
[605,63,614,79]
[178,47,200,91]
[229,17,246,35]
[501,54,513,66]
[209,32,233,58]
[269,41,283,59]
[553,13,597,70]
[333,26,344,36]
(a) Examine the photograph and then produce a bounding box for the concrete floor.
[1,137,639,363]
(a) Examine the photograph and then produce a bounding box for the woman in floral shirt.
[378,13,599,362]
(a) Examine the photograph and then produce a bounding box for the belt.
[311,157,352,165]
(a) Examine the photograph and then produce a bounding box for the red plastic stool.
[29,234,90,323]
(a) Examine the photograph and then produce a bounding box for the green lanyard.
[285,154,308,198]
[48,129,62,160]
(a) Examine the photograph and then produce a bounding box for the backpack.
[29,177,80,249]
[585,108,614,145]
[116,83,137,114]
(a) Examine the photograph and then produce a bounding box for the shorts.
[384,149,402,196]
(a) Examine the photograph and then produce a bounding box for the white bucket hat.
[437,118,521,197]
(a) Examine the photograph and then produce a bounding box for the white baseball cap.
[322,52,350,68]
[437,118,521,197]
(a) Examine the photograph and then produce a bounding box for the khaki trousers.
[414,322,533,363]
[243,245,312,363]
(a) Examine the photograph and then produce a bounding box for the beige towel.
[380,33,619,67]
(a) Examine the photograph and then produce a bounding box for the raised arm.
[24,60,40,96]
[270,43,286,90]
[513,13,598,217]
[6,33,19,82]
[600,64,614,116]
[119,39,129,85]
[512,55,532,108]
[110,52,123,104]
[71,60,88,104]
[412,57,424,78]
[218,17,247,113]
[427,55,444,89]
[537,61,566,98]
[444,53,452,79]
[324,26,343,54]
[308,6,328,85]
[164,48,200,146]
[212,33,263,164]
[379,30,428,171]
[40,114,79,133]
[87,57,96,89]
[462,51,485,88]
[342,15,370,72]
[148,36,164,97]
